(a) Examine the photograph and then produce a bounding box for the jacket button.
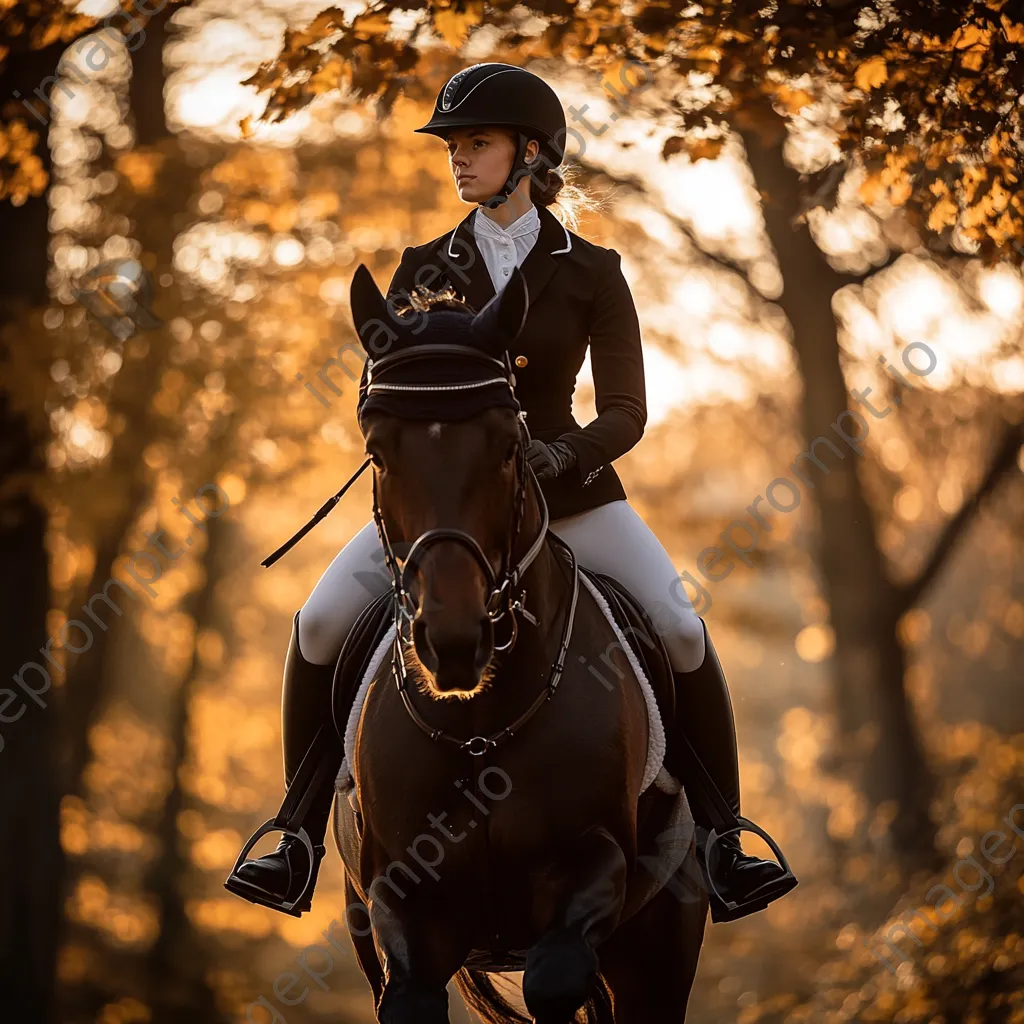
[515,355,528,368]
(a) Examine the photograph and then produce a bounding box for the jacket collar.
[473,203,540,241]
[443,203,572,312]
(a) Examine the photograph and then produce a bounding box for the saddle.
[331,586,395,740]
[579,567,675,742]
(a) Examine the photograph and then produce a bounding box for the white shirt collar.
[473,203,540,241]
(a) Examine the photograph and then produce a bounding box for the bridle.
[362,342,581,758]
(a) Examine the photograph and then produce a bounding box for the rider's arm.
[554,248,648,486]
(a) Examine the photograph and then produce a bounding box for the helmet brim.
[414,119,563,164]
[415,118,534,137]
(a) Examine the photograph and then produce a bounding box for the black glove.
[526,438,577,481]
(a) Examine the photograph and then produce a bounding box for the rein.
[260,342,582,758]
[389,474,581,757]
[365,344,582,756]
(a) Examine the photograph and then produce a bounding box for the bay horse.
[331,264,708,1023]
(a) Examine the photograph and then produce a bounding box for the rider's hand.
[526,438,578,481]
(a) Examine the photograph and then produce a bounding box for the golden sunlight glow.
[155,43,1022,423]
[978,265,1024,321]
[31,12,1024,1018]
[165,2,358,143]
[73,0,119,14]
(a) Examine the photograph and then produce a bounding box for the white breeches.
[298,499,706,673]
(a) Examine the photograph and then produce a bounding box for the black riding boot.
[668,618,797,923]
[226,610,337,916]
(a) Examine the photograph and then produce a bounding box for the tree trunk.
[0,395,62,1022]
[144,518,233,1022]
[734,111,936,856]
[62,9,200,797]
[130,4,174,146]
[0,40,73,1024]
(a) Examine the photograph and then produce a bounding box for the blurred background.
[1,1,1022,1022]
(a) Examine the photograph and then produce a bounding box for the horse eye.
[503,441,518,464]
[367,450,384,470]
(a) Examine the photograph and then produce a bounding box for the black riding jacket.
[376,202,648,522]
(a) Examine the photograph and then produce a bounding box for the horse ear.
[350,264,415,355]
[470,267,529,355]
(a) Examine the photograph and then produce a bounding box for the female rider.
[228,63,795,923]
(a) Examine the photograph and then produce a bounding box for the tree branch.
[897,420,1024,614]
[574,160,761,284]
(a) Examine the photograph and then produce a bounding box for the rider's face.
[445,127,521,203]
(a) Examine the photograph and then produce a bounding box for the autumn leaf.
[955,24,992,49]
[855,56,888,91]
[858,173,884,207]
[776,84,814,114]
[308,7,348,38]
[1001,15,1024,43]
[662,135,687,160]
[432,3,484,49]
[350,10,392,41]
[961,50,985,72]
[889,178,912,207]
[309,58,346,94]
[927,196,959,231]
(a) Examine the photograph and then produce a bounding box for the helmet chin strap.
[479,131,536,210]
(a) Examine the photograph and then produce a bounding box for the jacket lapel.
[442,208,494,312]
[517,204,568,310]
[439,204,572,313]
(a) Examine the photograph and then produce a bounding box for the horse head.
[349,263,533,698]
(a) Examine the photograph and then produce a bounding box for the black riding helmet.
[415,63,567,210]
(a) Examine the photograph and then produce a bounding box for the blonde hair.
[532,162,605,233]
[493,127,604,232]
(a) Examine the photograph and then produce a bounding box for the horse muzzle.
[412,614,495,697]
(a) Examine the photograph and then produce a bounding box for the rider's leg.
[548,500,796,921]
[230,519,392,914]
[548,500,705,673]
[298,518,396,665]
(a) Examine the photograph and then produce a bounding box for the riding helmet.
[415,63,567,208]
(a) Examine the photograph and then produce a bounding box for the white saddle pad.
[338,571,677,795]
